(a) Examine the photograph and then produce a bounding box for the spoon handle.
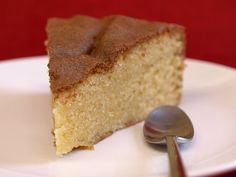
[166,136,186,177]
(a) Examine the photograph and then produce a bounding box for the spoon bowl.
[143,105,194,144]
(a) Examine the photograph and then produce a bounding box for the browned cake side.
[46,15,185,155]
[47,15,184,92]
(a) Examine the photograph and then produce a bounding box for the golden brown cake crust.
[46,15,185,92]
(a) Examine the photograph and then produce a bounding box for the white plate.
[0,56,236,177]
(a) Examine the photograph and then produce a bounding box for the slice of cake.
[46,15,185,155]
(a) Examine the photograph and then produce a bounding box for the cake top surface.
[46,15,184,92]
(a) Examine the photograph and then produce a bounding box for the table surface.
[0,0,236,176]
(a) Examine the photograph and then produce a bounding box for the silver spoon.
[143,105,194,177]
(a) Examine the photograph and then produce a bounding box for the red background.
[0,0,236,68]
[0,0,236,176]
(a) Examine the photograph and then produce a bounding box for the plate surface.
[0,56,236,177]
